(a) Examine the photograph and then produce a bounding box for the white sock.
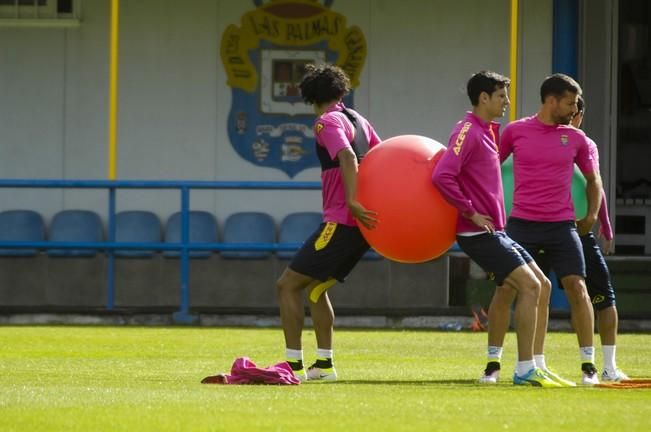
[516,360,536,377]
[580,346,595,364]
[286,348,303,364]
[534,354,547,371]
[487,346,503,362]
[602,345,616,372]
[316,348,333,359]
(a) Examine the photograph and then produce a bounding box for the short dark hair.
[540,73,582,103]
[299,64,351,105]
[466,71,510,106]
[576,94,585,113]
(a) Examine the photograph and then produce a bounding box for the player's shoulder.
[503,115,535,131]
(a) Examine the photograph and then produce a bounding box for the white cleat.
[582,368,600,386]
[306,365,337,381]
[479,369,500,384]
[601,369,630,382]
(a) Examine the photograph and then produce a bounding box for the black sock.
[581,362,597,373]
[485,361,501,374]
[313,358,333,369]
[287,359,304,371]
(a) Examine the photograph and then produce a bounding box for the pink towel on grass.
[201,357,300,385]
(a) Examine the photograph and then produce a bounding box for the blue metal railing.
[0,179,321,323]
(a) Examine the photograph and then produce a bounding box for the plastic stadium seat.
[114,211,161,258]
[277,212,322,259]
[221,212,276,259]
[163,211,218,258]
[0,210,46,256]
[48,210,103,257]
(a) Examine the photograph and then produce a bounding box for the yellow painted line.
[108,0,120,180]
[509,0,519,122]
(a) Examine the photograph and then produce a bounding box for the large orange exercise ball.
[356,135,458,263]
[501,156,587,219]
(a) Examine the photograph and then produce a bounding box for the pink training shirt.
[587,137,613,240]
[432,112,506,233]
[499,115,595,222]
[316,102,381,226]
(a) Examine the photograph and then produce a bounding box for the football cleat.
[513,368,562,388]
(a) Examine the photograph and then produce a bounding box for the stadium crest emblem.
[220,0,367,177]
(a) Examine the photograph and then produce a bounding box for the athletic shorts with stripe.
[289,222,370,283]
[456,231,533,286]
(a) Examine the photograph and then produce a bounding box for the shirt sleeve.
[432,123,477,218]
[368,126,381,149]
[575,134,596,175]
[498,123,513,163]
[315,114,351,160]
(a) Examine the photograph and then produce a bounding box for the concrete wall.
[0,0,553,228]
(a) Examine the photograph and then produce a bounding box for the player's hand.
[469,213,495,233]
[576,216,596,236]
[598,231,614,255]
[348,200,379,230]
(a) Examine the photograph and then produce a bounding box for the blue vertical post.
[550,0,578,312]
[173,186,197,323]
[107,187,116,310]
[552,0,578,78]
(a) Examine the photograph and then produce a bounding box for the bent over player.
[275,64,381,382]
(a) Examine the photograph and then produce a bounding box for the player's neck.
[471,107,496,124]
[315,100,341,116]
[536,108,556,125]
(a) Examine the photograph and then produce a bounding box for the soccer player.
[538,96,629,381]
[433,71,559,387]
[275,63,381,382]
[489,74,603,386]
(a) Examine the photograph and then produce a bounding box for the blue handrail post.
[107,186,116,310]
[173,186,198,324]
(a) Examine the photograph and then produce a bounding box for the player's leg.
[276,268,316,380]
[549,222,597,384]
[304,224,369,381]
[307,291,338,381]
[458,232,557,387]
[481,284,515,382]
[580,232,628,381]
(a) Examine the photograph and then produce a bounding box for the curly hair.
[299,63,351,106]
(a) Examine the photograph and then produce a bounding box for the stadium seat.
[163,211,218,258]
[48,210,103,257]
[0,210,45,256]
[221,212,276,259]
[114,210,161,258]
[277,212,322,259]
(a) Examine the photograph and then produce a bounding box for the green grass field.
[1,326,650,431]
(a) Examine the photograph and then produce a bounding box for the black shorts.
[456,231,533,286]
[289,222,370,283]
[506,217,586,279]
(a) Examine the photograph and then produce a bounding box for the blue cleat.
[513,368,562,388]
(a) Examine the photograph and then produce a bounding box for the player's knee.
[563,277,589,300]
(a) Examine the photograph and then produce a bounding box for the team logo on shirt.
[220,0,367,177]
[453,122,472,156]
[316,123,325,134]
[314,222,337,251]
[560,134,569,146]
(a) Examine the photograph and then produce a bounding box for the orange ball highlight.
[357,135,458,263]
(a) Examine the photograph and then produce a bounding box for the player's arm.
[577,170,603,235]
[338,147,378,230]
[597,188,614,254]
[432,129,494,233]
[497,124,513,163]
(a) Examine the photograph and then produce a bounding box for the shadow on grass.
[320,379,478,386]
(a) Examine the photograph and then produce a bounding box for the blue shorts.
[506,217,586,279]
[456,231,533,285]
